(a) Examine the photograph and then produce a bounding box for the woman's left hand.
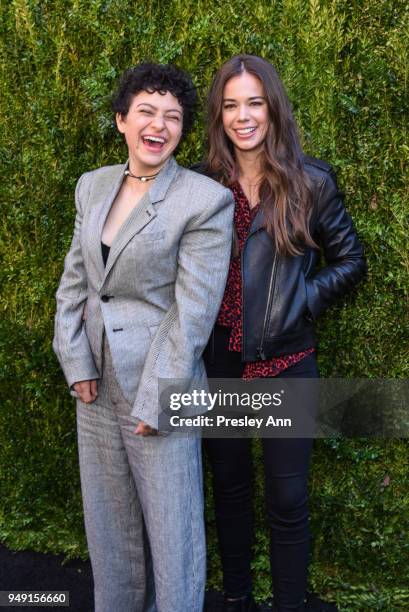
[134,420,158,436]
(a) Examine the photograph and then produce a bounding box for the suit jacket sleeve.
[305,169,367,320]
[53,173,100,388]
[131,188,234,428]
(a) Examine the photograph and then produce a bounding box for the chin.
[235,142,263,152]
[140,155,166,168]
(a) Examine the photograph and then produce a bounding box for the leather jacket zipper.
[257,253,278,360]
[241,243,247,359]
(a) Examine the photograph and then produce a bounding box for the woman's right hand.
[72,380,98,403]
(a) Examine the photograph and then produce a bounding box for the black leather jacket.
[194,157,367,361]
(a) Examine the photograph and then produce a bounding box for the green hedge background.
[0,1,408,610]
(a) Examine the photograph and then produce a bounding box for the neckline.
[233,180,261,212]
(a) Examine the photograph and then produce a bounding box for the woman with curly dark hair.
[200,55,366,612]
[53,62,234,612]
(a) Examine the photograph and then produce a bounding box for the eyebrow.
[223,96,266,102]
[136,102,182,114]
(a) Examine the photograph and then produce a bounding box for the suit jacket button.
[101,295,111,302]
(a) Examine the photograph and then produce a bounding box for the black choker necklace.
[124,169,160,182]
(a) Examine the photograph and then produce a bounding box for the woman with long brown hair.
[200,55,366,612]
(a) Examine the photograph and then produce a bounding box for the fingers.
[81,384,95,403]
[73,380,98,404]
[135,422,150,435]
[134,421,158,436]
[134,422,143,435]
[90,379,97,398]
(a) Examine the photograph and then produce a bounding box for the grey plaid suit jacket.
[53,156,234,428]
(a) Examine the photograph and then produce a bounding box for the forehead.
[223,71,265,98]
[129,89,182,112]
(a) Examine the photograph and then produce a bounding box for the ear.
[116,112,126,134]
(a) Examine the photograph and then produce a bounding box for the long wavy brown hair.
[206,54,317,256]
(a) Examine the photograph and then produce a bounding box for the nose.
[237,103,250,122]
[150,113,166,130]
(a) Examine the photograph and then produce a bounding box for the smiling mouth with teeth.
[235,127,256,134]
[142,136,166,150]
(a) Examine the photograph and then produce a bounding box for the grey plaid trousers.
[76,336,206,612]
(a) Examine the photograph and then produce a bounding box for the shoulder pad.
[189,161,207,175]
[303,155,332,173]
[189,161,222,181]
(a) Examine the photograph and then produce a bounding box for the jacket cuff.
[131,403,159,430]
[62,360,100,390]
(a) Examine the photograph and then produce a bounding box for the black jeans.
[203,326,318,612]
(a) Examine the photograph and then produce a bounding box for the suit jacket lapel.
[102,193,156,282]
[87,162,127,277]
[148,156,178,204]
[100,156,179,285]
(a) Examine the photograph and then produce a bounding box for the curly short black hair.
[112,62,197,137]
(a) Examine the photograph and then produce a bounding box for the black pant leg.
[204,327,253,598]
[205,436,254,598]
[204,331,319,607]
[262,353,318,612]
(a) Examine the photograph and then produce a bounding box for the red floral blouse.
[217,181,314,380]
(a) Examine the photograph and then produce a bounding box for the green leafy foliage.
[1,1,408,609]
